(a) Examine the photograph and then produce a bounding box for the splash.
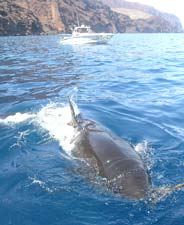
[29,177,56,193]
[134,140,154,171]
[0,101,154,169]
[0,112,35,125]
[10,130,30,150]
[0,101,80,156]
[134,140,149,154]
[36,102,80,156]
[4,101,176,203]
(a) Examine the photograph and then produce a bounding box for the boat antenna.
[77,14,80,26]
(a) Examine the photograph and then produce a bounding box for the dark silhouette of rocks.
[0,0,43,35]
[0,0,182,36]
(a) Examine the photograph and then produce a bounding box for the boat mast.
[77,14,80,27]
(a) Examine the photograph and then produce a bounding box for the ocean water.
[0,33,184,225]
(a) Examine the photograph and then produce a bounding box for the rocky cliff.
[0,0,43,35]
[0,0,183,36]
[15,0,65,33]
[0,0,128,35]
[101,0,183,32]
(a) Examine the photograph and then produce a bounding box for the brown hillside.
[0,0,182,36]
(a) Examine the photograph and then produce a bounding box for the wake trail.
[0,102,79,156]
[0,112,36,125]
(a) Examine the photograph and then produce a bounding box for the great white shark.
[68,98,184,200]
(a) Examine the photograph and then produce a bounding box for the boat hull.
[60,33,114,45]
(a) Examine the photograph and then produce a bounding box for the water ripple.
[1,34,184,225]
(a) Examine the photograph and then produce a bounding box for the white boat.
[60,25,114,45]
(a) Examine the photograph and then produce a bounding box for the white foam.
[0,101,80,156]
[134,140,153,171]
[1,102,152,166]
[10,130,30,150]
[134,140,149,154]
[36,102,79,156]
[0,112,35,125]
[29,177,55,193]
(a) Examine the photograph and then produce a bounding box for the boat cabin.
[73,25,92,35]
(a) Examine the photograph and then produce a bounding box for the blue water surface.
[1,34,184,225]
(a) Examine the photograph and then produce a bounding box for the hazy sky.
[128,0,184,27]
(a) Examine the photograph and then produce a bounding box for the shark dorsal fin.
[68,97,78,128]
